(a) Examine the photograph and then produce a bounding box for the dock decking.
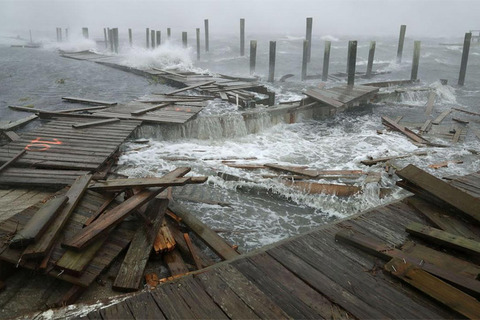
[305,84,379,110]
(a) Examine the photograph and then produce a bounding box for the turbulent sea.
[1,29,479,251]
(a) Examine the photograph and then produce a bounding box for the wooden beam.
[0,115,38,131]
[183,233,203,270]
[62,97,117,106]
[72,118,120,129]
[282,180,361,197]
[3,131,20,141]
[361,151,427,166]
[168,201,240,260]
[385,258,480,319]
[0,149,26,173]
[130,103,170,116]
[406,222,480,257]
[165,81,216,96]
[88,176,196,191]
[382,116,429,144]
[22,174,92,259]
[113,198,168,292]
[9,195,68,248]
[264,163,317,177]
[432,109,452,125]
[163,249,189,276]
[62,168,190,251]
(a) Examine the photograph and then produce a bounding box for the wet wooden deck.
[79,171,480,319]
[305,84,379,111]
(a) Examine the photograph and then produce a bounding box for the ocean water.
[1,30,479,251]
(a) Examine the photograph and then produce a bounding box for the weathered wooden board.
[62,97,117,106]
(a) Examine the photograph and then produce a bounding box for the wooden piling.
[204,19,209,52]
[56,28,59,42]
[458,32,472,86]
[156,30,161,47]
[305,17,313,62]
[113,28,119,54]
[82,27,89,39]
[322,41,331,81]
[240,18,245,56]
[146,28,150,48]
[411,41,421,81]
[109,28,114,53]
[182,32,187,48]
[347,40,357,86]
[301,40,308,81]
[151,30,156,48]
[396,25,406,63]
[57,28,62,42]
[268,41,276,83]
[103,28,108,49]
[366,41,376,78]
[250,40,257,75]
[128,28,132,47]
[167,28,171,40]
[196,28,201,60]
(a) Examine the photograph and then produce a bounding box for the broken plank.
[361,151,427,166]
[57,106,110,113]
[432,109,452,125]
[3,131,20,141]
[428,160,463,169]
[62,168,190,251]
[381,116,429,144]
[283,180,361,196]
[406,222,480,257]
[385,258,480,319]
[153,221,176,253]
[419,119,433,134]
[84,193,117,227]
[165,81,216,96]
[22,174,92,259]
[130,103,170,116]
[0,149,26,173]
[452,128,463,143]
[396,164,480,223]
[88,176,194,191]
[62,97,117,106]
[183,233,203,270]
[113,198,168,292]
[9,195,68,248]
[0,115,37,131]
[72,118,120,129]
[425,91,436,116]
[264,163,317,177]
[453,107,480,117]
[304,88,344,108]
[168,201,240,260]
[163,249,189,276]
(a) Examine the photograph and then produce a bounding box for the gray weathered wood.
[182,32,187,48]
[322,41,331,81]
[62,97,117,106]
[366,41,376,78]
[204,19,209,52]
[411,41,421,80]
[458,32,472,86]
[165,81,215,96]
[196,28,200,61]
[0,149,26,173]
[432,109,452,125]
[268,41,276,83]
[250,40,257,75]
[72,118,120,129]
[305,17,313,62]
[130,103,170,116]
[240,18,245,56]
[128,28,132,47]
[347,40,357,86]
[146,28,149,48]
[397,25,407,63]
[301,40,308,81]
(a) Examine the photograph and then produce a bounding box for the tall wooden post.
[56,28,59,42]
[366,41,376,78]
[167,28,171,40]
[268,41,276,83]
[156,30,161,47]
[128,28,132,47]
[410,41,421,80]
[240,18,245,56]
[113,28,119,53]
[151,30,156,48]
[82,27,89,39]
[305,17,313,62]
[204,19,209,52]
[196,28,201,60]
[182,32,187,48]
[103,28,108,48]
[250,40,257,75]
[396,25,406,63]
[322,41,331,81]
[458,32,472,86]
[109,28,114,52]
[146,28,150,48]
[347,40,357,86]
[301,40,308,81]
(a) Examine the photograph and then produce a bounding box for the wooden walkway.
[305,84,379,110]
[78,170,480,319]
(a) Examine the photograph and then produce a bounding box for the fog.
[1,0,479,39]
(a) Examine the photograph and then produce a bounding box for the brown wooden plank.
[62,97,117,106]
[385,258,480,319]
[165,81,216,95]
[3,131,20,141]
[88,176,192,191]
[72,118,120,129]
[361,151,427,166]
[432,109,452,125]
[150,283,197,319]
[113,198,168,292]
[163,249,189,276]
[282,180,362,196]
[99,301,135,319]
[22,174,92,259]
[0,149,26,173]
[130,103,170,116]
[264,163,318,177]
[382,116,429,144]
[304,88,344,108]
[125,292,166,319]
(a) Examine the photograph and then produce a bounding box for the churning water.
[1,29,479,250]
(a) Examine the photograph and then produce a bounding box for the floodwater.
[1,29,479,251]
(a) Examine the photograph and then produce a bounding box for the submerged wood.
[283,180,362,196]
[88,176,195,191]
[165,81,216,96]
[361,151,428,166]
[382,116,429,144]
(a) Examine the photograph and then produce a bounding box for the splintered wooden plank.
[406,222,480,257]
[165,81,216,95]
[382,116,429,144]
[62,97,117,106]
[425,91,436,116]
[282,180,362,196]
[385,258,480,319]
[9,195,68,248]
[396,164,480,223]
[164,249,189,276]
[0,149,26,173]
[130,103,170,116]
[72,118,120,129]
[0,115,37,131]
[3,131,20,141]
[113,198,168,292]
[361,151,427,166]
[153,222,176,253]
[22,174,92,259]
[419,119,433,134]
[432,109,452,125]
[88,176,192,191]
[168,201,240,260]
[264,163,318,177]
[63,168,190,251]
[304,88,344,108]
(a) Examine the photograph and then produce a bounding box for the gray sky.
[1,0,479,38]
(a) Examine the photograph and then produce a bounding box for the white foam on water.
[321,35,340,42]
[42,37,97,52]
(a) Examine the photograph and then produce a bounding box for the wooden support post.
[56,28,59,42]
[58,28,63,42]
[196,28,200,60]
[301,40,308,81]
[82,27,89,39]
[151,29,156,48]
[396,24,406,63]
[108,28,114,53]
[114,28,120,53]
[103,28,108,49]
[458,32,472,86]
[156,30,161,47]
[411,40,421,81]
[268,41,276,83]
[128,28,132,47]
[322,40,331,81]
[347,40,357,86]
[167,28,171,40]
[182,32,187,48]
[366,41,376,78]
[305,17,313,62]
[240,18,245,56]
[249,40,257,75]
[204,19,209,52]
[146,28,150,48]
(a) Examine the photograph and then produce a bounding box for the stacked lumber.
[336,165,480,318]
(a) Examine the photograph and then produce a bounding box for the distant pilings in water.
[322,41,331,82]
[396,24,406,63]
[167,28,171,40]
[366,41,376,78]
[104,28,108,49]
[151,29,156,48]
[56,28,62,42]
[410,41,421,81]
[204,19,209,52]
[347,40,357,86]
[146,28,150,48]
[458,32,472,86]
[250,40,257,75]
[128,28,133,47]
[240,18,245,56]
[182,32,188,48]
[268,41,276,82]
[65,28,68,41]
[305,17,313,63]
[82,27,89,39]
[196,28,201,60]
[301,40,308,81]
[156,31,161,47]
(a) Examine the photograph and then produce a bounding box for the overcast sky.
[1,0,479,38]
